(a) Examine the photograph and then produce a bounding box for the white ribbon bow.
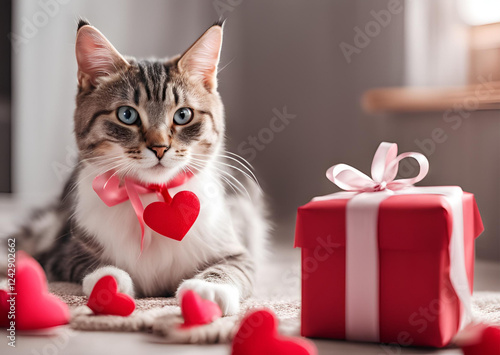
[326,142,430,192]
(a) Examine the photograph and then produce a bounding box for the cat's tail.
[0,173,76,275]
[6,203,68,257]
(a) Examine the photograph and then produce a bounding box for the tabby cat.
[10,20,267,315]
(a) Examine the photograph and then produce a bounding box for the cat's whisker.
[75,159,129,186]
[191,151,255,172]
[217,56,235,74]
[107,160,133,175]
[220,175,244,196]
[187,163,241,200]
[190,152,258,182]
[187,163,236,195]
[80,155,123,163]
[192,163,240,195]
[112,160,136,179]
[224,151,256,171]
[63,159,131,201]
[190,154,259,187]
[78,158,124,172]
[80,153,125,162]
[77,158,128,177]
[190,157,257,192]
[189,160,250,199]
[217,175,240,195]
[185,163,216,188]
[121,162,137,179]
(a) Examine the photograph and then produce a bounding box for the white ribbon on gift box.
[313,142,472,342]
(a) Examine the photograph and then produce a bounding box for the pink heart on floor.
[87,275,136,316]
[15,251,70,330]
[144,191,200,241]
[231,308,317,355]
[180,290,222,327]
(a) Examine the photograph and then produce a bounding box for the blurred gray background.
[1,0,499,261]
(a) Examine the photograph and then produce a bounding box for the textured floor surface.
[0,197,499,354]
[1,250,499,355]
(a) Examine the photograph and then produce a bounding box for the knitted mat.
[49,282,500,344]
[50,282,301,344]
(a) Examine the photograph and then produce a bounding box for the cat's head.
[74,20,225,184]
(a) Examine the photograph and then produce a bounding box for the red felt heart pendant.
[15,252,70,330]
[0,289,9,327]
[461,325,500,355]
[231,309,317,355]
[180,290,222,327]
[87,275,136,316]
[143,191,200,241]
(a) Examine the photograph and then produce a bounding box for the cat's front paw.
[82,265,135,298]
[176,279,240,316]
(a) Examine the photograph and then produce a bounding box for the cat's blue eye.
[116,106,139,125]
[173,108,193,125]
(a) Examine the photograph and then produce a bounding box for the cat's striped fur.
[10,20,267,315]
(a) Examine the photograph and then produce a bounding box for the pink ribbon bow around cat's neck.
[92,170,200,251]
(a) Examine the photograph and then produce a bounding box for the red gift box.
[294,143,484,348]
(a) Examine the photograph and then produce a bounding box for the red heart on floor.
[0,289,9,327]
[231,309,317,355]
[15,251,70,330]
[87,275,135,316]
[461,325,500,355]
[143,191,200,241]
[180,290,222,327]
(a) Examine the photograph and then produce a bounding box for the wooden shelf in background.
[362,81,500,113]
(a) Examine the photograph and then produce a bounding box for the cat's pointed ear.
[177,24,223,91]
[75,23,129,89]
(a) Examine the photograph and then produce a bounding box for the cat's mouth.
[150,162,169,172]
[145,160,184,177]
[123,155,190,184]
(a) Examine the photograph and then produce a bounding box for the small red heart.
[15,252,70,330]
[87,275,136,316]
[232,309,317,355]
[461,325,500,355]
[180,290,222,327]
[0,289,9,327]
[143,191,200,241]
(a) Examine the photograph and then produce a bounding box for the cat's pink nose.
[148,146,169,160]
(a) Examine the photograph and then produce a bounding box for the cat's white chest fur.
[75,165,243,296]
